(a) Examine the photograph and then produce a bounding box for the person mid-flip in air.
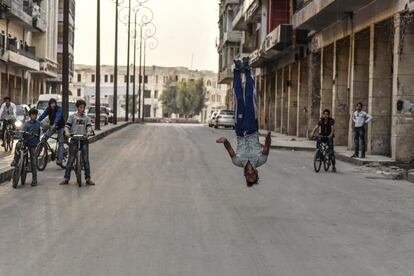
[216,58,271,187]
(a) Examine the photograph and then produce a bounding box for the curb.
[408,173,414,184]
[0,122,133,185]
[269,145,314,152]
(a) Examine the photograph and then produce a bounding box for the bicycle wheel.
[4,132,10,152]
[76,152,82,187]
[12,156,22,188]
[36,143,48,171]
[21,156,27,185]
[6,130,13,152]
[323,152,331,171]
[313,149,322,173]
[58,141,70,169]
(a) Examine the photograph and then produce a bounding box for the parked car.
[87,106,109,125]
[214,110,235,129]
[104,107,114,123]
[208,112,218,127]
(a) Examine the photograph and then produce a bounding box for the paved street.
[1,124,414,276]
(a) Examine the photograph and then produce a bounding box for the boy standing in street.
[12,108,41,187]
[352,103,372,158]
[60,100,95,186]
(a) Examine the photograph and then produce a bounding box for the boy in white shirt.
[352,103,372,158]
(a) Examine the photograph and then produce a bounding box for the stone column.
[391,13,414,162]
[281,66,289,134]
[321,44,334,113]
[276,69,283,132]
[298,59,309,137]
[368,20,393,156]
[287,62,298,136]
[308,51,321,136]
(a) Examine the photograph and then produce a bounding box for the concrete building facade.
[0,0,68,105]
[72,64,227,120]
[218,0,414,163]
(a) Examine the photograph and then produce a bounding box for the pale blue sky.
[74,0,220,72]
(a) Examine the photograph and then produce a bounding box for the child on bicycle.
[60,100,95,186]
[311,109,336,172]
[12,108,41,186]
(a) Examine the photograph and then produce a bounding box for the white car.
[214,110,235,129]
[208,112,218,127]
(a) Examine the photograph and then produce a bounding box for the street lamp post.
[141,36,158,119]
[95,0,101,131]
[138,23,156,121]
[62,0,70,119]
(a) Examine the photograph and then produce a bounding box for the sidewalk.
[258,129,397,167]
[0,122,131,184]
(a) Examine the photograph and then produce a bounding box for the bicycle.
[36,128,69,171]
[12,131,38,188]
[2,119,15,152]
[313,135,332,173]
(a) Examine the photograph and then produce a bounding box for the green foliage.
[161,79,205,117]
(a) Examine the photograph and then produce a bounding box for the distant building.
[71,64,227,120]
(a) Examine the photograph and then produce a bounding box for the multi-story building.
[218,0,414,163]
[0,0,60,105]
[71,64,227,119]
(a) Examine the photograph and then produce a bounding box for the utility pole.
[62,0,70,119]
[95,0,101,130]
[113,0,119,124]
[142,37,147,120]
[132,13,137,122]
[125,0,131,122]
[138,27,143,121]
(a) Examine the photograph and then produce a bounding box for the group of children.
[12,99,95,187]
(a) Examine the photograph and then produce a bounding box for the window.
[91,74,95,83]
[104,74,108,83]
[144,90,151,98]
[110,74,114,83]
[130,75,134,83]
[144,75,148,84]
[155,75,159,84]
[124,75,128,83]
[154,90,158,99]
[77,88,81,97]
[207,80,212,86]
[77,74,81,82]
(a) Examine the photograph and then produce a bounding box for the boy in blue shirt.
[12,109,41,186]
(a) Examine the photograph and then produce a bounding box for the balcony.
[244,0,260,23]
[262,24,293,57]
[218,68,233,85]
[4,38,39,70]
[35,59,58,78]
[232,4,246,31]
[32,4,47,32]
[218,31,242,51]
[219,0,240,17]
[292,0,376,31]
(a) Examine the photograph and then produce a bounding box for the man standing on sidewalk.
[216,58,271,187]
[352,103,372,159]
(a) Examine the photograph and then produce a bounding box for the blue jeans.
[354,127,366,155]
[233,66,258,137]
[64,140,91,180]
[44,128,65,161]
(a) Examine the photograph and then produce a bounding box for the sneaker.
[361,154,366,159]
[59,179,69,185]
[86,179,95,186]
[332,167,337,173]
[56,160,63,166]
[31,181,37,187]
[351,154,358,158]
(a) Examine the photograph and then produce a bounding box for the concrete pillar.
[368,20,393,156]
[276,69,283,132]
[308,51,321,136]
[281,66,289,134]
[287,62,298,135]
[267,70,276,131]
[259,74,266,129]
[348,28,370,150]
[333,38,351,146]
[391,14,414,162]
[297,59,309,137]
[321,44,333,113]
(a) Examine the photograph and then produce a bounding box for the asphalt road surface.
[1,124,414,276]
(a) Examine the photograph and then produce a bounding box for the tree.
[160,80,179,117]
[161,78,205,118]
